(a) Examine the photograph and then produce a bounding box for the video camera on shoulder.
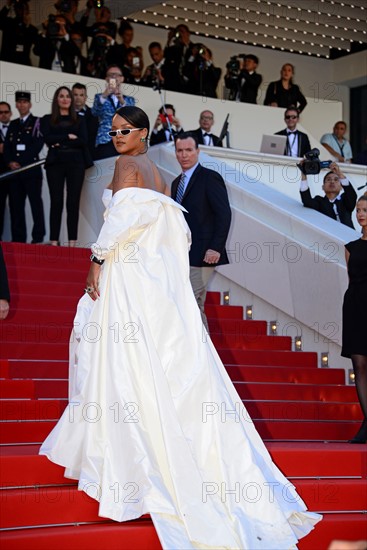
[297,148,332,175]
[226,54,246,77]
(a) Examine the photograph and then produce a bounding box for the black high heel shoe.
[349,418,367,444]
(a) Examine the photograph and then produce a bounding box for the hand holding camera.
[297,148,332,176]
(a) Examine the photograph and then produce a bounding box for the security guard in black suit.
[3,91,45,243]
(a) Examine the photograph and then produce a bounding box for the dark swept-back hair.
[174,131,199,148]
[159,104,175,116]
[51,86,77,125]
[115,106,150,135]
[357,195,367,203]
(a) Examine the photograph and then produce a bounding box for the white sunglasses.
[108,128,143,137]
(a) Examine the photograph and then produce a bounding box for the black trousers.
[8,170,45,243]
[46,161,85,242]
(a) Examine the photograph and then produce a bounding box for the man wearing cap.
[3,92,45,243]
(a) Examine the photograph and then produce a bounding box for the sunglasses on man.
[108,128,143,137]
[285,115,298,120]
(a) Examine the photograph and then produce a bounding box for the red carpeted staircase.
[1,243,366,550]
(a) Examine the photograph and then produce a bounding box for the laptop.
[260,134,287,155]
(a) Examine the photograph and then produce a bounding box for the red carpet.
[1,243,366,549]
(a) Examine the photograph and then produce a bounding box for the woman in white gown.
[40,106,321,549]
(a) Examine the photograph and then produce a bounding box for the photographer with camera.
[141,42,165,89]
[162,24,194,93]
[0,0,38,66]
[224,54,262,104]
[33,13,80,73]
[298,158,357,229]
[91,65,135,160]
[150,104,183,146]
[184,45,221,98]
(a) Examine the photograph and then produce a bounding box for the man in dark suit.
[171,132,231,330]
[33,14,80,73]
[162,24,194,93]
[0,0,38,66]
[275,107,311,158]
[3,91,45,243]
[299,161,356,229]
[0,101,12,240]
[225,54,262,104]
[150,104,183,146]
[189,110,223,147]
[72,83,98,158]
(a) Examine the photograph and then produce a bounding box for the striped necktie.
[175,172,186,204]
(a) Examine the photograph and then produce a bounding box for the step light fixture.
[223,291,230,305]
[295,336,302,351]
[321,352,329,368]
[270,321,278,335]
[246,305,253,320]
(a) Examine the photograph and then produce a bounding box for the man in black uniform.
[3,91,45,243]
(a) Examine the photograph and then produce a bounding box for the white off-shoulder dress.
[40,187,321,549]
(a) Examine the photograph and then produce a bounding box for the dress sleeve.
[91,195,162,260]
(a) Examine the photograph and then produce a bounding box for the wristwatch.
[90,254,104,265]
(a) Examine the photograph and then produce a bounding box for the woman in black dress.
[41,86,92,247]
[342,195,367,443]
[264,63,307,113]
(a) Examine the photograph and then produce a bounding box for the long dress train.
[40,187,321,549]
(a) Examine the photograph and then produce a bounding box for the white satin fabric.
[40,187,321,549]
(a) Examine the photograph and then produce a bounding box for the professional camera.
[226,54,246,76]
[47,14,61,39]
[297,148,332,175]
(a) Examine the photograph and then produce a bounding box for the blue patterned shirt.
[92,93,136,146]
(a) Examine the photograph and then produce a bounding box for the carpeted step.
[0,379,35,399]
[298,513,367,550]
[7,279,84,296]
[204,304,243,319]
[0,399,66,421]
[6,306,76,324]
[208,318,268,335]
[0,420,57,444]
[0,520,161,550]
[219,348,318,367]
[204,292,221,304]
[2,443,365,488]
[255,419,361,442]
[5,296,84,312]
[226,364,345,384]
[7,360,68,379]
[266,442,367,478]
[7,264,87,283]
[0,417,361,445]
[234,381,358,401]
[1,478,365,530]
[2,242,89,261]
[0,341,68,360]
[211,333,292,350]
[244,400,363,422]
[1,323,71,344]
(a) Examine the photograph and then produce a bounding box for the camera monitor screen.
[260,134,287,156]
